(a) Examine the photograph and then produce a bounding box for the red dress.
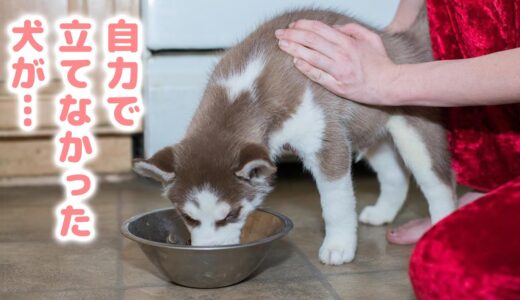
[409,0,520,299]
[429,0,520,191]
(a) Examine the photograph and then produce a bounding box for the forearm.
[385,0,424,33]
[392,48,520,106]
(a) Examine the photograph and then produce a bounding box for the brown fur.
[136,8,454,208]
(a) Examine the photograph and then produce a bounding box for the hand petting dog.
[275,20,400,106]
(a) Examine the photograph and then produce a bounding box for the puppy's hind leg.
[387,116,456,223]
[359,139,410,226]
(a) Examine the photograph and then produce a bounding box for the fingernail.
[275,29,284,38]
[278,40,289,48]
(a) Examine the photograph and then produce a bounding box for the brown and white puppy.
[134,9,456,265]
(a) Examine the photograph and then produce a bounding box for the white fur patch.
[386,116,455,222]
[360,141,410,225]
[184,187,244,246]
[184,188,230,222]
[239,196,262,219]
[269,86,326,162]
[219,55,265,102]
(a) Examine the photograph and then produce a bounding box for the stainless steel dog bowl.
[121,207,293,288]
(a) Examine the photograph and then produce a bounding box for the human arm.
[275,20,520,107]
[385,0,425,33]
[391,48,520,106]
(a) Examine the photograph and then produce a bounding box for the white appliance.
[142,0,399,156]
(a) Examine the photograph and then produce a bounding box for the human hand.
[275,20,402,105]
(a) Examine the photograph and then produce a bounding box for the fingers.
[293,58,339,92]
[288,19,352,47]
[275,27,345,61]
[277,39,335,72]
[275,20,356,79]
[335,23,384,48]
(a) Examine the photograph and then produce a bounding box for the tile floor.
[0,163,429,299]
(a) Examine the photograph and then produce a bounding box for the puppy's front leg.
[314,171,357,265]
[306,146,357,265]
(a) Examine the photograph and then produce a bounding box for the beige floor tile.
[0,183,121,242]
[327,269,416,300]
[1,289,120,300]
[123,279,335,300]
[121,238,171,287]
[289,225,414,276]
[0,240,119,293]
[241,239,314,282]
[0,186,61,242]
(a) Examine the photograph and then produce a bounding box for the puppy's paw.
[359,205,394,226]
[319,236,356,265]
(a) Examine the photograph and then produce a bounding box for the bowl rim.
[120,207,293,250]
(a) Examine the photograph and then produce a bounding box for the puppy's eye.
[216,207,242,227]
[181,213,200,227]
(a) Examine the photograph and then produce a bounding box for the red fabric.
[410,179,520,300]
[427,0,520,192]
[410,0,520,299]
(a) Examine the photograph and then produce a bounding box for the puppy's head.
[133,143,276,246]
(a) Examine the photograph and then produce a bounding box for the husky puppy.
[134,9,456,265]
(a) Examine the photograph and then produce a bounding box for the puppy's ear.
[235,144,276,185]
[133,147,175,184]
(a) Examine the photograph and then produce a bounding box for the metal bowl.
[121,207,293,288]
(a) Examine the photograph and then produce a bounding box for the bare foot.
[458,192,484,207]
[386,218,432,245]
[386,192,485,245]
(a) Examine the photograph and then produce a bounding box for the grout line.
[291,243,342,300]
[324,267,409,278]
[3,276,325,296]
[0,236,120,244]
[0,284,172,296]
